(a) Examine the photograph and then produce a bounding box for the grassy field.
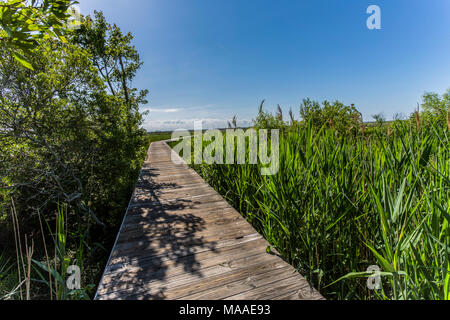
[146,131,174,144]
[169,119,450,300]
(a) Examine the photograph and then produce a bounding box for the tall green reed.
[172,120,449,300]
[31,204,93,300]
[4,202,93,300]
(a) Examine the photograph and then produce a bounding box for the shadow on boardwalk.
[96,141,324,301]
[97,164,218,300]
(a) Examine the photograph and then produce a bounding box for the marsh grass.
[170,119,449,300]
[1,203,93,300]
[0,251,19,300]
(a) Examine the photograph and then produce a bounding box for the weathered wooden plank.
[98,254,287,300]
[123,205,236,226]
[130,192,224,207]
[101,239,270,283]
[127,198,233,214]
[224,275,324,300]
[107,233,263,267]
[94,141,323,300]
[181,264,295,300]
[116,219,254,246]
[131,185,217,203]
[120,208,241,235]
[98,249,275,297]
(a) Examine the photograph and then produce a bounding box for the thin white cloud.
[146,108,180,113]
[143,118,253,132]
[141,104,216,113]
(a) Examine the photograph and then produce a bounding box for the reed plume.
[258,99,265,114]
[415,111,421,132]
[276,104,283,121]
[232,115,237,129]
[289,108,295,125]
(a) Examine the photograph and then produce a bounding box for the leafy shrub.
[253,100,287,130]
[417,89,450,127]
[0,11,149,299]
[300,98,362,136]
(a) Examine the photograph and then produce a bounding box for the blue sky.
[78,0,450,131]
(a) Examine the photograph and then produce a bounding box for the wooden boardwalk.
[95,141,323,300]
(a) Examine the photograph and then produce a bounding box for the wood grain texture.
[95,141,324,300]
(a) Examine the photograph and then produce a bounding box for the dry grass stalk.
[232,115,237,129]
[37,210,53,300]
[447,109,450,131]
[10,199,24,300]
[415,111,421,132]
[24,236,34,300]
[54,214,58,299]
[360,124,366,136]
[289,108,295,125]
[328,118,335,129]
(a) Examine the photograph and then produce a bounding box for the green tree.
[0,9,149,299]
[300,98,362,135]
[372,113,386,128]
[0,11,149,246]
[0,39,104,224]
[0,0,77,69]
[419,89,450,127]
[299,98,322,127]
[72,11,148,110]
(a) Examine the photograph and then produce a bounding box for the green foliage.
[300,98,362,136]
[72,11,149,107]
[0,251,19,300]
[0,251,12,284]
[31,205,93,300]
[147,132,173,144]
[253,100,287,130]
[0,0,78,69]
[418,89,450,127]
[172,97,450,300]
[0,11,149,299]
